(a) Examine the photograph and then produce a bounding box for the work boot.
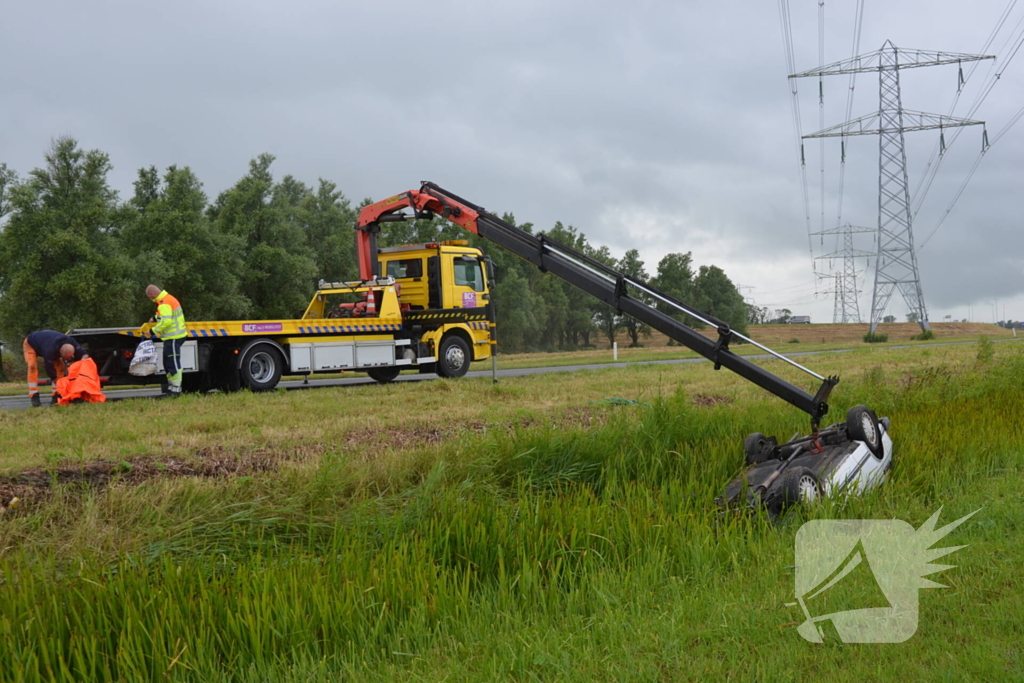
[50,393,60,406]
[30,394,41,408]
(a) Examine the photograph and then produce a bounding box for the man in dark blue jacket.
[22,330,88,407]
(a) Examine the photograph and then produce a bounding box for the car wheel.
[743,432,774,465]
[240,345,283,391]
[778,466,821,508]
[367,366,401,383]
[436,335,470,378]
[846,404,883,457]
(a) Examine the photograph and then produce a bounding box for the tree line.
[0,137,748,353]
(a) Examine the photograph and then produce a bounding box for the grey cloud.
[1,0,1022,321]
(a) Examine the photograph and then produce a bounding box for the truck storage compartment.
[312,342,355,371]
[155,340,198,373]
[354,341,395,367]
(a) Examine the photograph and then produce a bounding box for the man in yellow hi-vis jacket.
[145,284,187,396]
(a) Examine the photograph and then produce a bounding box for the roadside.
[0,325,1016,398]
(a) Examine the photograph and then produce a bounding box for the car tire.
[240,345,283,391]
[436,335,470,378]
[846,404,883,457]
[367,366,401,384]
[777,466,821,509]
[743,432,774,465]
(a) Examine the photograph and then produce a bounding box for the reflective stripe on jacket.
[152,290,187,340]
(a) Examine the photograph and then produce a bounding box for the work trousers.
[162,337,185,394]
[22,338,65,397]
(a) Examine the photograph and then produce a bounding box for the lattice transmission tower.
[791,42,993,333]
[812,223,874,322]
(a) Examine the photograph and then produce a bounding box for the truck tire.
[240,345,283,391]
[436,335,470,378]
[367,366,401,383]
[846,405,883,457]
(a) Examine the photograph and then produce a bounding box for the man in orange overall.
[22,330,88,407]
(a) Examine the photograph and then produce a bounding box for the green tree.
[588,245,620,349]
[0,162,17,222]
[653,252,694,308]
[0,137,135,338]
[297,179,358,283]
[653,251,697,339]
[746,304,770,325]
[210,154,318,319]
[692,265,748,334]
[544,223,596,348]
[618,248,652,347]
[471,213,546,353]
[121,165,250,322]
[883,314,896,323]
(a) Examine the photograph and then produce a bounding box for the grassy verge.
[0,342,1021,680]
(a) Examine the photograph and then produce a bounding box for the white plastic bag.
[129,339,159,376]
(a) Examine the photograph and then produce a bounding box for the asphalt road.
[1,337,1018,411]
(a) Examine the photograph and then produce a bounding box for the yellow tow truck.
[69,241,494,392]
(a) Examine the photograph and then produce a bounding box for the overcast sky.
[2,0,1022,323]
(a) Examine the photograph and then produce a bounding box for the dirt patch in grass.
[0,407,612,509]
[342,408,608,452]
[0,446,299,510]
[692,394,733,407]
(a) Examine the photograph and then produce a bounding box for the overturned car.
[719,405,893,516]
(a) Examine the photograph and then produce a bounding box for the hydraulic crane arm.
[356,181,839,427]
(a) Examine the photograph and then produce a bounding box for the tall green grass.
[0,351,1022,681]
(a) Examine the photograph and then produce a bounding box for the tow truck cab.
[377,240,493,364]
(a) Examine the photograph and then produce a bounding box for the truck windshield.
[453,257,484,292]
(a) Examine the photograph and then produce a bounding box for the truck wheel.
[775,466,820,510]
[846,405,883,457]
[436,335,470,378]
[367,366,401,383]
[240,346,283,391]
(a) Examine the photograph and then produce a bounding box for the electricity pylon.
[791,42,993,333]
[812,223,874,323]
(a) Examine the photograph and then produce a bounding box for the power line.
[916,11,1024,249]
[910,0,1019,216]
[778,0,814,257]
[832,0,866,237]
[818,0,827,244]
[912,5,1024,228]
[917,102,1024,249]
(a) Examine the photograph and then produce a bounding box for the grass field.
[0,338,1021,681]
